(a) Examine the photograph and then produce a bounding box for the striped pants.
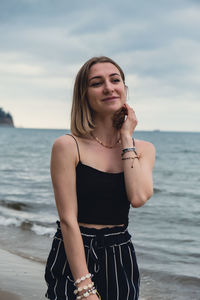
[45,221,140,300]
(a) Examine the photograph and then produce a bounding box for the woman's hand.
[120,103,138,138]
[75,278,100,300]
[87,294,100,300]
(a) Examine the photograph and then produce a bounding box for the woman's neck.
[91,116,120,145]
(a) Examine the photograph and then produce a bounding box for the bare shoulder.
[51,134,79,164]
[135,139,156,154]
[53,134,77,149]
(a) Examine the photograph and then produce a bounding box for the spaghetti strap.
[132,137,135,146]
[65,134,81,162]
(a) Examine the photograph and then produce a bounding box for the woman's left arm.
[120,104,156,207]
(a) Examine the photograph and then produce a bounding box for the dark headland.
[0,107,14,127]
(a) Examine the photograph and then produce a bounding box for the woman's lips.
[102,96,119,102]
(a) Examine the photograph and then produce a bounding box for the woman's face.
[87,62,126,116]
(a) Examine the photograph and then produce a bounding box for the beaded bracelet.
[74,273,92,286]
[74,282,94,295]
[122,147,136,152]
[76,287,97,299]
[121,147,137,156]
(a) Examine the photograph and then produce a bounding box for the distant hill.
[0,107,14,127]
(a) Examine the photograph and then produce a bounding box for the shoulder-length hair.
[70,56,125,137]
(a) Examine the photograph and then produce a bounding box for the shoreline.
[0,240,199,300]
[0,248,46,300]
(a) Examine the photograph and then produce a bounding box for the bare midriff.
[78,222,124,229]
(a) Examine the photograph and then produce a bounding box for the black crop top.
[68,135,130,227]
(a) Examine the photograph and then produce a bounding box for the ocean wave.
[168,191,200,200]
[175,274,200,286]
[179,149,200,154]
[32,224,55,236]
[1,168,15,173]
[0,198,53,212]
[161,170,174,176]
[0,215,56,237]
[0,199,31,211]
[142,268,200,287]
[190,253,200,259]
[0,215,21,227]
[153,187,163,194]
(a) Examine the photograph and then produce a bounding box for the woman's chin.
[107,102,124,112]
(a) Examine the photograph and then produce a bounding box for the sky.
[0,0,199,131]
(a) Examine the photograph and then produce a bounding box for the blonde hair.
[70,56,125,137]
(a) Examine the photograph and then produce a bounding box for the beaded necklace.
[91,133,121,149]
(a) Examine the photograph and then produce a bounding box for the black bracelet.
[122,155,139,168]
[121,147,137,156]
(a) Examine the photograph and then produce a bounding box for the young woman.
[45,56,155,300]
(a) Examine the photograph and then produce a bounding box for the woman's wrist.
[74,274,100,299]
[120,133,133,148]
[76,277,93,289]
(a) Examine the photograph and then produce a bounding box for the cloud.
[0,59,44,76]
[0,0,199,130]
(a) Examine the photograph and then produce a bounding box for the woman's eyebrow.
[89,73,120,82]
[88,76,101,82]
[110,73,121,77]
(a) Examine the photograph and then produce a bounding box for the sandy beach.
[0,248,46,300]
[0,289,21,300]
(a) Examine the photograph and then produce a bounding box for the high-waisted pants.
[45,221,140,300]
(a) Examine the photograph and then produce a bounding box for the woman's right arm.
[50,136,98,299]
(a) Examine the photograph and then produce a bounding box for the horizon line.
[2,126,200,134]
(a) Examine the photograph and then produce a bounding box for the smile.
[102,96,119,102]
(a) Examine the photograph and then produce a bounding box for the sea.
[0,127,199,300]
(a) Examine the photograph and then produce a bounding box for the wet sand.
[0,248,46,300]
[0,289,21,300]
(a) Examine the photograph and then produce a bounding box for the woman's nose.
[103,81,114,94]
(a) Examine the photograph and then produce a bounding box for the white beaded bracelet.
[76,287,97,299]
[74,273,92,286]
[74,282,94,295]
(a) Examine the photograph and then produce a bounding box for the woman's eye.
[90,82,102,87]
[112,78,120,83]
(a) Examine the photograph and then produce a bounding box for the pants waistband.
[55,220,132,274]
[55,220,132,248]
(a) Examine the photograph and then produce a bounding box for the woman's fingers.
[120,103,138,135]
[126,104,138,124]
